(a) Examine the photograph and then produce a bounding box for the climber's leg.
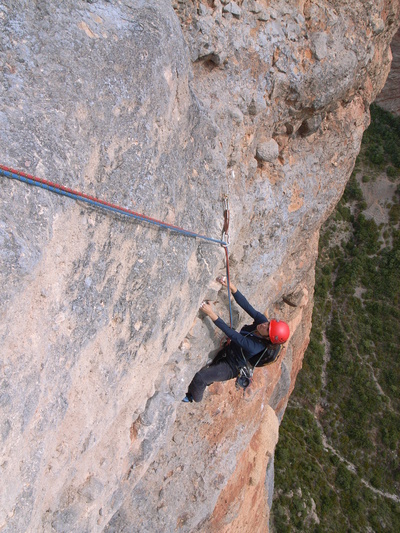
[187,360,236,402]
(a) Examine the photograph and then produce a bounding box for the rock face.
[376,27,400,115]
[1,1,399,531]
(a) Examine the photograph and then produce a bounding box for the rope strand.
[0,164,233,325]
[0,165,228,246]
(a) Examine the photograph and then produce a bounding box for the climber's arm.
[217,277,267,324]
[232,290,268,324]
[200,302,266,354]
[214,317,266,354]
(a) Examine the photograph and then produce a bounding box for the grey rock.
[248,1,262,14]
[298,113,325,137]
[229,106,244,125]
[51,508,80,533]
[248,95,267,116]
[311,32,329,60]
[273,45,293,73]
[1,419,11,442]
[258,10,270,22]
[269,8,278,20]
[285,21,302,42]
[266,20,286,43]
[256,139,280,162]
[198,3,211,17]
[270,361,291,412]
[266,453,275,510]
[223,2,242,17]
[375,29,400,115]
[371,14,385,35]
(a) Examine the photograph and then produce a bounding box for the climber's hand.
[216,276,228,287]
[216,276,237,294]
[200,301,218,321]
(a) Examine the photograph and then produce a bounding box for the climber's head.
[268,319,290,344]
[257,319,290,344]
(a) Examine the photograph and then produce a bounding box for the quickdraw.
[220,194,234,328]
[222,194,230,245]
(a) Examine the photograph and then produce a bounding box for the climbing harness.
[236,363,253,391]
[0,164,234,326]
[235,345,259,392]
[234,333,283,392]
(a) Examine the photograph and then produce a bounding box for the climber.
[183,276,290,403]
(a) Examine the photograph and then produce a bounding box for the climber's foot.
[182,393,193,403]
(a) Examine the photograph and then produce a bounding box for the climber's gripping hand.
[216,276,237,294]
[200,301,218,322]
[216,276,228,287]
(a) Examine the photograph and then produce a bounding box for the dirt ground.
[355,170,397,225]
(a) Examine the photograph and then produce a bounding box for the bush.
[389,204,400,225]
[387,166,398,180]
[336,464,353,490]
[344,175,364,203]
[367,143,385,165]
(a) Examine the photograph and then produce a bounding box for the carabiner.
[222,231,230,246]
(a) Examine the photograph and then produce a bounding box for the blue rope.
[0,167,227,246]
[0,164,233,326]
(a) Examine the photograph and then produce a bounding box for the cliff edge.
[376,26,400,115]
[1,1,399,532]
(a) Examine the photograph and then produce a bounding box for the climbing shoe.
[182,393,193,403]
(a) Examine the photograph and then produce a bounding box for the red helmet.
[269,319,290,344]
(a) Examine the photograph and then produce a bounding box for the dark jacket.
[213,290,281,369]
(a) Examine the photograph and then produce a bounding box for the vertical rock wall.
[1,1,399,531]
[376,27,400,115]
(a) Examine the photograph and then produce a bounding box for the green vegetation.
[271,104,400,531]
[363,103,400,170]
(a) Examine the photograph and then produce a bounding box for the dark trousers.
[188,357,238,402]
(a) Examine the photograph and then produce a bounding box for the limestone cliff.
[376,27,400,115]
[1,1,399,532]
